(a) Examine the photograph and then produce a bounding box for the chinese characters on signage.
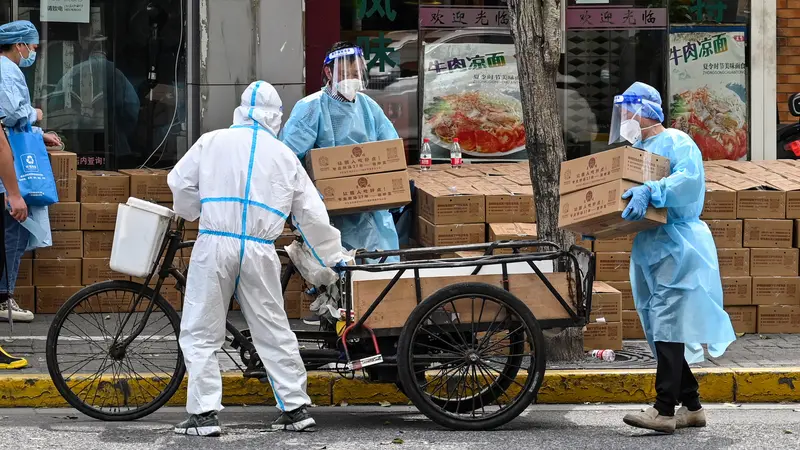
[356,32,396,72]
[565,7,667,30]
[668,29,748,161]
[419,7,510,29]
[78,156,106,167]
[669,32,745,66]
[40,0,90,23]
[358,0,396,21]
[427,52,508,74]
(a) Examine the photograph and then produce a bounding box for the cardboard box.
[36,286,83,314]
[558,180,667,239]
[583,322,622,351]
[48,150,77,202]
[558,146,670,195]
[725,306,757,334]
[478,182,536,223]
[49,202,81,230]
[83,231,115,258]
[595,252,631,281]
[35,230,83,259]
[701,183,737,220]
[717,248,750,277]
[15,259,32,286]
[417,218,485,247]
[119,169,172,202]
[304,139,406,181]
[315,171,411,215]
[787,191,800,219]
[607,281,634,310]
[13,286,34,312]
[722,277,752,306]
[737,189,786,219]
[750,248,799,277]
[21,252,32,260]
[757,305,800,333]
[81,203,119,231]
[416,184,485,225]
[589,282,622,323]
[705,220,743,248]
[283,290,302,319]
[751,277,800,305]
[33,259,82,286]
[487,223,537,254]
[161,284,183,311]
[77,171,130,202]
[593,234,636,252]
[622,310,645,339]
[351,272,575,330]
[743,219,793,248]
[82,258,131,284]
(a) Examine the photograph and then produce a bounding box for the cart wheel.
[397,282,546,431]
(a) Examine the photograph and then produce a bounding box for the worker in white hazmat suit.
[168,81,347,436]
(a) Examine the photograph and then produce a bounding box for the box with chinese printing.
[48,150,77,202]
[595,252,631,282]
[81,203,119,231]
[743,219,793,248]
[417,218,485,248]
[305,139,406,181]
[475,181,536,223]
[77,170,130,203]
[607,281,634,309]
[622,310,645,339]
[705,220,743,248]
[558,179,666,239]
[119,169,173,202]
[593,234,636,252]
[717,248,750,277]
[583,322,622,351]
[722,277,752,306]
[314,171,411,215]
[35,230,83,259]
[49,202,81,230]
[726,306,757,334]
[558,146,670,195]
[487,223,537,254]
[589,282,622,323]
[752,277,800,305]
[757,305,800,333]
[750,248,799,277]
[416,183,485,225]
[701,183,737,220]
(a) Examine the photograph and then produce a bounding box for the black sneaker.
[302,314,321,326]
[174,411,222,436]
[0,346,26,369]
[271,406,316,431]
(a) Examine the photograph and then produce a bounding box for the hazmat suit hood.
[233,81,283,135]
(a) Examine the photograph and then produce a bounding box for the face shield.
[324,47,369,101]
[609,94,647,145]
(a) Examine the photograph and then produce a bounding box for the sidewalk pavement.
[0,313,798,408]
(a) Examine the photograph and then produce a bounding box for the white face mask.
[336,79,363,101]
[619,119,641,144]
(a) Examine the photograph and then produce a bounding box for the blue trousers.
[0,193,30,295]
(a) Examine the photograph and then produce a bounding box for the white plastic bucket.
[110,197,175,278]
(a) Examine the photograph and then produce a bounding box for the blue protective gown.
[280,89,400,263]
[631,128,736,364]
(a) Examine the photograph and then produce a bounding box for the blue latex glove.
[621,185,652,221]
[332,260,348,274]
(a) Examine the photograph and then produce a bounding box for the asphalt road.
[2,404,799,450]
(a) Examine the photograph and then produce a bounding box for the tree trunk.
[508,0,583,362]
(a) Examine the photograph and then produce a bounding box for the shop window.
[14,0,185,170]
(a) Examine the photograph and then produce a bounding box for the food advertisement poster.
[668,27,748,161]
[422,43,526,161]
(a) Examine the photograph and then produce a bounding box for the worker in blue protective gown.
[603,82,736,434]
[280,41,400,265]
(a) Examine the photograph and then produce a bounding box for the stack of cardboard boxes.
[703,159,800,334]
[409,163,537,249]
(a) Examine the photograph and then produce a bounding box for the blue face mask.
[19,45,36,68]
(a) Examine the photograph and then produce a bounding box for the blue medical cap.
[622,82,664,123]
[0,21,39,45]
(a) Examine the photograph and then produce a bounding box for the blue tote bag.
[7,125,59,206]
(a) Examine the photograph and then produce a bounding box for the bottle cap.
[423,138,430,143]
[453,138,460,143]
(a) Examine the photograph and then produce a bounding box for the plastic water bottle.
[420,138,432,171]
[590,349,615,361]
[450,138,463,169]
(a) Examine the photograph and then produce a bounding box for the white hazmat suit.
[168,81,346,415]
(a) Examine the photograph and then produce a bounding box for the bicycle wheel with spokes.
[397,282,546,431]
[45,280,185,421]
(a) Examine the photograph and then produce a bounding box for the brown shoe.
[623,407,676,434]
[675,406,706,428]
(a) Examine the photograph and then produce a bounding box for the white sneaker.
[0,298,34,322]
